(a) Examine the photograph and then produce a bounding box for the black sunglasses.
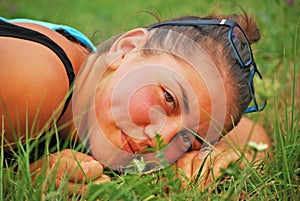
[147,19,266,114]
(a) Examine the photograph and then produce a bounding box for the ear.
[105,28,150,69]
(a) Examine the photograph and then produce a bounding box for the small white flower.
[247,141,268,151]
[133,157,146,173]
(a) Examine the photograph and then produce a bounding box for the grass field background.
[0,0,299,200]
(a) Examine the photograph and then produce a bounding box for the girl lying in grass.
[0,13,271,192]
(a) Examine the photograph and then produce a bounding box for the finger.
[51,149,95,163]
[93,174,111,184]
[52,155,103,182]
[55,178,87,195]
[176,151,196,179]
[193,151,214,186]
[49,153,84,180]
[48,150,103,182]
[55,174,111,195]
[80,160,104,181]
[175,151,200,188]
[30,156,54,184]
[200,143,231,182]
[195,148,214,175]
[205,151,240,185]
[30,157,48,175]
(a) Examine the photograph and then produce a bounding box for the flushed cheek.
[128,87,162,127]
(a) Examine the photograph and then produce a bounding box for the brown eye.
[162,88,177,111]
[179,131,191,143]
[164,91,174,103]
[178,131,193,151]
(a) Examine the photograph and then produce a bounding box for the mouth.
[121,131,140,154]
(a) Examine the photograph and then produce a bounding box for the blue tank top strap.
[0,17,97,52]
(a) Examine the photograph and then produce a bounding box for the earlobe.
[105,28,150,69]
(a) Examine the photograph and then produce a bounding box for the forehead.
[120,51,210,91]
[119,51,214,113]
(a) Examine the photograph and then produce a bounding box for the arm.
[221,117,271,151]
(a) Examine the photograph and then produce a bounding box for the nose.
[144,118,181,148]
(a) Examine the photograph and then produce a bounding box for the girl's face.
[89,52,226,168]
[74,28,229,170]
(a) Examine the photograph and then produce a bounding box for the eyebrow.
[174,79,190,114]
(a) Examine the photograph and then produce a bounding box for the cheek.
[128,87,161,126]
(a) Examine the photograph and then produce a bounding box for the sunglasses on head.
[147,19,266,114]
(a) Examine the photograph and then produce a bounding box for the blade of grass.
[0,116,4,201]
[289,16,299,143]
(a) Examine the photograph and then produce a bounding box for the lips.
[121,131,140,154]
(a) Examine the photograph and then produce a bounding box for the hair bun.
[228,13,260,44]
[209,13,261,44]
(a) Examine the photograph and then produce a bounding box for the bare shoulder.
[0,32,69,143]
[0,21,90,145]
[12,22,90,73]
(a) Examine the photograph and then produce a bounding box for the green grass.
[1,0,299,200]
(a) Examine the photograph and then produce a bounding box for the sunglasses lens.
[231,26,252,67]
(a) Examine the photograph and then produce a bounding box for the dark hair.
[143,13,261,129]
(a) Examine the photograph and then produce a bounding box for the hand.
[30,149,110,194]
[175,118,271,188]
[175,141,249,188]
